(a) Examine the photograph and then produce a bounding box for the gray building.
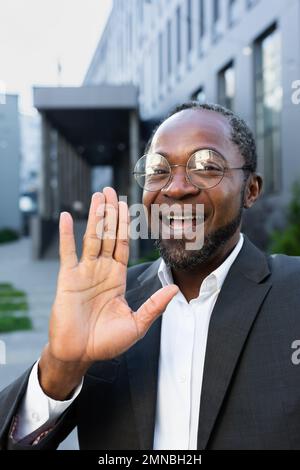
[33,0,300,258]
[84,0,300,247]
[32,85,140,259]
[20,112,41,195]
[0,94,21,232]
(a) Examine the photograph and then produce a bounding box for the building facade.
[20,112,41,195]
[85,0,300,248]
[0,94,21,232]
[32,84,141,259]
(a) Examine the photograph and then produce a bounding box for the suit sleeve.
[0,365,78,450]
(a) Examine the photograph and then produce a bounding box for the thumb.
[134,285,179,338]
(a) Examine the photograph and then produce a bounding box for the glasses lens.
[133,154,170,191]
[187,149,225,189]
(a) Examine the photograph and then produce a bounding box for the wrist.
[38,345,92,400]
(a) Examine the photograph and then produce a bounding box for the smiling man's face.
[142,108,254,271]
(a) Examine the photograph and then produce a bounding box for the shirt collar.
[158,233,244,298]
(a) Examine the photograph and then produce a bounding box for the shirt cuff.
[14,360,83,441]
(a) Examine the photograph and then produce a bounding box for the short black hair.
[145,101,257,173]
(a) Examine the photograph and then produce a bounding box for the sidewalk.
[0,237,78,450]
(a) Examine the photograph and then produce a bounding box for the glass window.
[187,0,193,52]
[213,0,220,22]
[218,62,235,110]
[128,14,133,53]
[176,5,181,64]
[159,32,163,84]
[228,0,238,26]
[138,0,144,22]
[255,27,282,194]
[212,0,221,40]
[167,20,172,75]
[199,0,205,38]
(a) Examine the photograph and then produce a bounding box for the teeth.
[166,215,202,220]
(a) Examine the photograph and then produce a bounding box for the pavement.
[0,237,79,450]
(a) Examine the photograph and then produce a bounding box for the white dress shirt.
[153,233,244,450]
[15,361,82,440]
[17,234,244,446]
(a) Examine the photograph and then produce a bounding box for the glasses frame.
[133,149,253,191]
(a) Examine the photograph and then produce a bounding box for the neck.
[171,233,241,302]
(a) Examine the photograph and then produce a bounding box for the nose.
[161,167,200,199]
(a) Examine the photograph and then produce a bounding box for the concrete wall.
[0,94,21,232]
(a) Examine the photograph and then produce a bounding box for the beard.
[154,204,243,272]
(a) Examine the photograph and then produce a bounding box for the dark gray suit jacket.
[0,236,300,450]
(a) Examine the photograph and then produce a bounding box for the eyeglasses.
[133,149,252,191]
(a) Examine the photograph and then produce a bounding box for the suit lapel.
[197,237,272,449]
[125,259,162,450]
[123,238,273,451]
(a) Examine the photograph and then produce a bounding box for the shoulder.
[269,253,300,274]
[268,253,300,287]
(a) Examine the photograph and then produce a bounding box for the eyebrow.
[152,146,228,163]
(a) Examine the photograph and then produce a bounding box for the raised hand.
[39,188,178,399]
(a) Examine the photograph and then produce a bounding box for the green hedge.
[0,228,19,244]
[0,283,32,333]
[0,316,32,332]
[269,182,300,256]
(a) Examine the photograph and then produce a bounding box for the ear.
[243,173,263,209]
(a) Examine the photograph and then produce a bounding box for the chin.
[155,209,243,272]
[155,238,209,271]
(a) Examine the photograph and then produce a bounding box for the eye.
[203,165,223,171]
[192,164,223,172]
[146,167,169,175]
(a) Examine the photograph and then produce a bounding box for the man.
[0,102,300,450]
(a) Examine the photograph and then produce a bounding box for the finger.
[134,285,179,337]
[59,212,78,268]
[101,187,119,257]
[81,192,105,261]
[113,201,130,266]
